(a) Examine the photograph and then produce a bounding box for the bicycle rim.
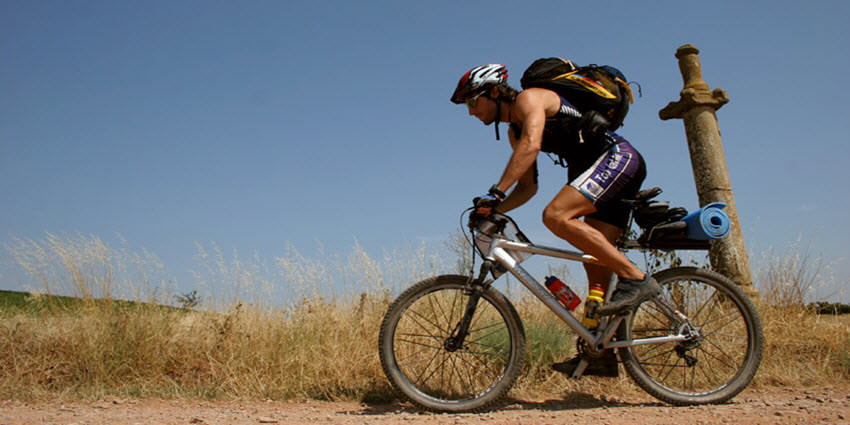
[380,275,524,412]
[619,267,763,405]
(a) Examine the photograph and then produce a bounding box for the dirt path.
[2,386,848,425]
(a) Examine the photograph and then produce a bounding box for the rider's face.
[467,94,497,125]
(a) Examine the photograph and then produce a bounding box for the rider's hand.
[473,194,499,216]
[473,185,506,216]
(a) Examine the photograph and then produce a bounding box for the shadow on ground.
[351,391,661,416]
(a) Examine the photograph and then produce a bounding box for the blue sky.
[2,1,849,302]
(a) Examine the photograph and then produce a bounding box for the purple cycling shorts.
[569,138,646,227]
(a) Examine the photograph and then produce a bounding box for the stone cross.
[659,44,755,294]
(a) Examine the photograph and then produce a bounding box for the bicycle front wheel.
[618,267,764,405]
[378,275,525,412]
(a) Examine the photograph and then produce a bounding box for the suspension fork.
[444,261,494,352]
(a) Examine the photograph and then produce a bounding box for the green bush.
[809,301,850,315]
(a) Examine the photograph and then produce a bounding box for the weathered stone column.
[659,44,755,294]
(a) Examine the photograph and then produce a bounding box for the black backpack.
[520,57,636,130]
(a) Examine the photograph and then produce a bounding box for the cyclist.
[451,64,661,377]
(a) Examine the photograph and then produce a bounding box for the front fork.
[444,261,494,352]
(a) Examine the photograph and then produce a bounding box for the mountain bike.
[378,187,763,412]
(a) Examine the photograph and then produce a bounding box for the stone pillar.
[659,44,755,294]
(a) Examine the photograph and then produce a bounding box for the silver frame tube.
[495,239,602,264]
[491,246,597,343]
[485,237,686,350]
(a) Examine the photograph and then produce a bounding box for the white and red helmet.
[450,64,508,104]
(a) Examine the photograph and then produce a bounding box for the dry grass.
[749,239,850,387]
[755,305,850,387]
[1,233,848,402]
[0,295,391,400]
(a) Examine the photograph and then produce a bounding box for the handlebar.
[467,211,508,235]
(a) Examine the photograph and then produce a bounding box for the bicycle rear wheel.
[618,267,763,405]
[379,275,525,412]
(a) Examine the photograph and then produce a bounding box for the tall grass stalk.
[753,236,838,307]
[3,233,170,305]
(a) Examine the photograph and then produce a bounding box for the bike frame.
[480,235,691,354]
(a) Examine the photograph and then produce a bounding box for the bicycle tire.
[378,275,526,412]
[617,267,763,405]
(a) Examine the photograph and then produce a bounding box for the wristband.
[488,184,506,201]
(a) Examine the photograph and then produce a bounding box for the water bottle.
[544,276,581,311]
[581,285,605,329]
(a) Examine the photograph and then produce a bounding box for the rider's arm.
[495,128,538,213]
[493,89,551,196]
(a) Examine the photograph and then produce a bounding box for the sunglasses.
[465,92,487,108]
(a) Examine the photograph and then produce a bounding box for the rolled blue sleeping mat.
[681,202,730,240]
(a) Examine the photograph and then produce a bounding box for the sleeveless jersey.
[511,95,612,179]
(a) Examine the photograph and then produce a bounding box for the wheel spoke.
[636,345,676,363]
[412,343,445,386]
[692,286,719,321]
[696,350,718,386]
[426,290,445,330]
[396,337,443,351]
[657,350,679,384]
[463,350,505,378]
[466,326,508,346]
[466,340,506,353]
[639,361,691,368]
[699,338,740,370]
[456,352,482,392]
[406,307,448,339]
[447,352,472,395]
[397,332,444,341]
[700,310,743,336]
[468,319,506,334]
[396,345,436,365]
[645,298,677,324]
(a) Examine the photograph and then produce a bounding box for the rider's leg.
[542,185,659,316]
[548,196,654,376]
[542,185,644,280]
[582,217,623,293]
[551,214,625,377]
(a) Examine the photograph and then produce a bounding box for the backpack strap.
[494,99,501,140]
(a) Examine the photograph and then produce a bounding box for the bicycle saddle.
[633,186,663,201]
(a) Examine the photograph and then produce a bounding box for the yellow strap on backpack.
[560,73,617,99]
[616,77,634,104]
